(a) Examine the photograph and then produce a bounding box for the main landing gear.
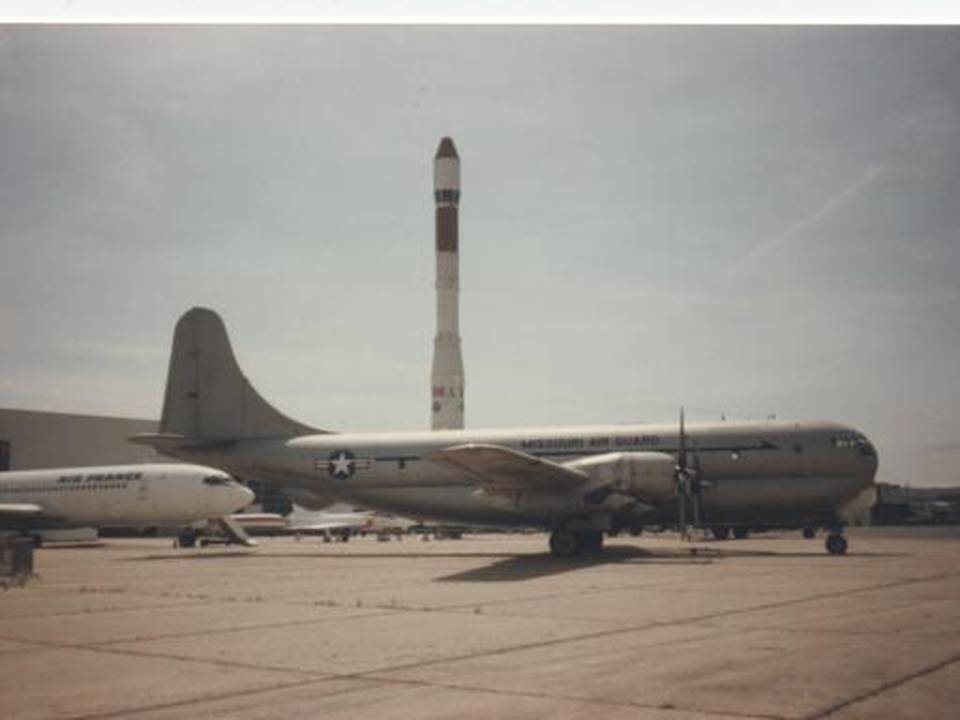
[710,526,750,540]
[175,530,198,548]
[20,531,43,548]
[549,529,604,558]
[825,530,848,556]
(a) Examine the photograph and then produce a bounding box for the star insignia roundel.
[327,450,356,479]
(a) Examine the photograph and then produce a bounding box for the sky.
[1,25,958,486]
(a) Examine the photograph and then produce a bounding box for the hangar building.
[0,407,158,471]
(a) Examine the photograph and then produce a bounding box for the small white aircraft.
[227,506,377,541]
[0,463,255,547]
[286,507,375,540]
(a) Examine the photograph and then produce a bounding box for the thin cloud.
[731,164,884,276]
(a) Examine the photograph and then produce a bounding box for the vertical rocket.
[430,137,465,430]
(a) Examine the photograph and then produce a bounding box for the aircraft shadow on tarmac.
[437,545,735,582]
[120,543,906,574]
[436,544,909,582]
[122,550,525,562]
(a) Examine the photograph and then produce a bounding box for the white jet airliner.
[0,463,255,547]
[133,308,878,558]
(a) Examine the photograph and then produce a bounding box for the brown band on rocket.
[436,207,458,252]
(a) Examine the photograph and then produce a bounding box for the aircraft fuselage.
[172,419,877,529]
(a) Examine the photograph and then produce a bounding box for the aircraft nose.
[231,484,255,512]
[862,439,879,472]
[857,436,879,489]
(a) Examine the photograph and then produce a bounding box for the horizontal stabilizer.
[216,516,258,547]
[425,443,588,495]
[128,433,191,449]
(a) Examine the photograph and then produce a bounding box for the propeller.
[691,440,703,529]
[675,407,690,539]
[675,407,706,539]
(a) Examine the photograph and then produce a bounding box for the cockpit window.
[832,433,875,457]
[856,436,876,457]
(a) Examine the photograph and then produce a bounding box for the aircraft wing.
[426,444,589,495]
[0,503,46,523]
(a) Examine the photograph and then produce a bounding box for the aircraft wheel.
[825,533,848,555]
[549,530,581,558]
[712,526,730,540]
[802,526,817,539]
[732,528,750,540]
[579,530,604,555]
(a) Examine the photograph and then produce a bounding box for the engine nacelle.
[567,451,676,503]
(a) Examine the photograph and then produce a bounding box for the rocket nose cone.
[435,137,458,160]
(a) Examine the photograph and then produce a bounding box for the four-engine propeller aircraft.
[0,462,256,547]
[132,308,878,557]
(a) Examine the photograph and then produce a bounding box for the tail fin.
[155,307,326,444]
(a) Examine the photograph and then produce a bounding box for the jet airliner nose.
[230,484,255,513]
[856,433,879,490]
[200,472,255,514]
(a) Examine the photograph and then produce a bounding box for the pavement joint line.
[324,568,960,683]
[0,634,335,679]
[91,608,404,646]
[371,676,789,720]
[58,676,347,720]
[58,641,787,720]
[0,598,218,622]
[0,565,805,632]
[392,567,960,633]
[804,650,960,719]
[420,565,960,617]
[11,542,959,719]
[0,642,62,657]
[4,565,952,687]
[691,620,956,639]
[18,603,926,720]
[40,545,930,617]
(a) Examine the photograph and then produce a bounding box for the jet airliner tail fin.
[150,307,328,446]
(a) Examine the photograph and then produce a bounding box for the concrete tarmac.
[1,528,958,719]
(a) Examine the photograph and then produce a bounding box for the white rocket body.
[431,137,465,430]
